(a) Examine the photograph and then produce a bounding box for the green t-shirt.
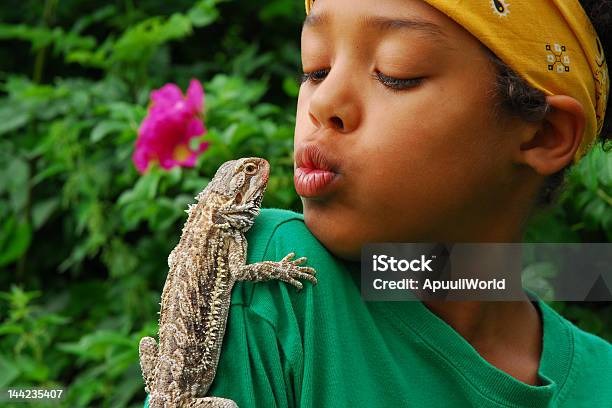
[145,208,612,408]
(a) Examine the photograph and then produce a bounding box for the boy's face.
[294,0,536,261]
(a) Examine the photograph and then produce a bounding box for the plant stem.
[32,0,58,83]
[18,0,57,280]
[596,188,612,207]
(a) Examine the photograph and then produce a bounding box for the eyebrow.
[303,12,448,42]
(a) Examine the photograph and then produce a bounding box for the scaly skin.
[139,157,317,408]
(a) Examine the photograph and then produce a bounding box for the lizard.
[139,157,317,408]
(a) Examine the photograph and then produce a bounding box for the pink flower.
[132,79,209,173]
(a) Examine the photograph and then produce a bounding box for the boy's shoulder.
[537,300,612,404]
[234,207,352,314]
[248,207,306,243]
[565,311,612,373]
[245,207,333,263]
[542,301,612,361]
[254,207,305,225]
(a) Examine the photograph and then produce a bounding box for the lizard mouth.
[239,182,266,216]
[252,189,265,208]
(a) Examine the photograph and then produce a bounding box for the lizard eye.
[244,163,258,175]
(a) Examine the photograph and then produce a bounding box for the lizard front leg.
[234,252,317,289]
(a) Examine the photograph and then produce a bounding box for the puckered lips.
[294,143,341,198]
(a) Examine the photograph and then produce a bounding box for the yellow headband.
[304,0,609,163]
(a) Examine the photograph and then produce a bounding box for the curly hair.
[486,0,611,207]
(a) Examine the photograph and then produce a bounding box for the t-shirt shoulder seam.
[229,302,299,375]
[550,313,578,405]
[230,302,279,331]
[260,216,306,262]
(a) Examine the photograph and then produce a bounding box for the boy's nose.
[306,69,360,134]
[308,101,359,134]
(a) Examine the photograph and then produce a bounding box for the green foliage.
[0,1,303,406]
[0,0,609,407]
[525,145,612,243]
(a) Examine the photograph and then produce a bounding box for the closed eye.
[300,68,423,91]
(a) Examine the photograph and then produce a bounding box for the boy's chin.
[302,204,362,261]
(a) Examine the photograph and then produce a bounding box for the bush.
[0,1,610,407]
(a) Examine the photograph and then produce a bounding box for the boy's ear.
[515,95,586,175]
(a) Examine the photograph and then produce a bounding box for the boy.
[148,0,612,406]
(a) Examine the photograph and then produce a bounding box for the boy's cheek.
[301,149,487,251]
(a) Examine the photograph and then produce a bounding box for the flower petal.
[151,83,183,109]
[198,141,210,152]
[186,79,204,113]
[132,147,151,174]
[184,118,206,140]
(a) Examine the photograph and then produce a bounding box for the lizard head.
[197,157,270,231]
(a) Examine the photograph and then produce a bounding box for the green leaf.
[137,171,161,200]
[31,163,66,186]
[5,157,30,213]
[110,364,143,407]
[112,13,194,64]
[583,199,607,230]
[259,0,301,21]
[188,0,225,27]
[600,149,612,187]
[0,105,29,135]
[581,148,601,192]
[70,5,117,35]
[282,76,300,98]
[0,355,20,388]
[521,262,557,301]
[0,217,32,267]
[0,323,24,335]
[32,198,60,229]
[57,331,132,361]
[14,354,49,382]
[90,120,127,143]
[0,23,54,50]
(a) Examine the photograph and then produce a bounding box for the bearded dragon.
[139,157,317,408]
